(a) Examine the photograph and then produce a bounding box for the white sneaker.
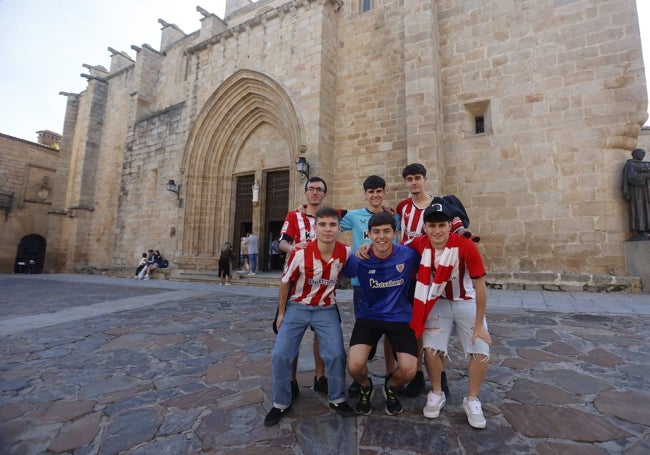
[142,276,150,280]
[225,283,231,286]
[423,391,446,418]
[462,397,486,429]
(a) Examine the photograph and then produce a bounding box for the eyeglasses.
[306,187,325,193]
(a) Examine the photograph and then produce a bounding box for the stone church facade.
[34,0,648,289]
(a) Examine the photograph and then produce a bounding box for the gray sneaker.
[462,397,486,429]
[423,390,446,418]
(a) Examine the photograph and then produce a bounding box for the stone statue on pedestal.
[622,148,650,241]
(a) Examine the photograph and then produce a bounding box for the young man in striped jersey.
[395,163,473,398]
[265,207,355,426]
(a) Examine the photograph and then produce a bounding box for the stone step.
[169,269,282,288]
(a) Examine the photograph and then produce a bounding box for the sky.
[0,0,649,143]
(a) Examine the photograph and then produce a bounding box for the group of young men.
[265,163,493,430]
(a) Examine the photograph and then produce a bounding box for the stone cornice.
[185,0,343,55]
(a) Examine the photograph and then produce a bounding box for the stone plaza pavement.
[0,274,649,455]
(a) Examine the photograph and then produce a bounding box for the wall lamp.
[166,179,180,197]
[296,156,310,179]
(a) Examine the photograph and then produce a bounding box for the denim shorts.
[421,299,490,357]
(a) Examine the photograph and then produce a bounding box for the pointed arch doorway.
[180,69,304,271]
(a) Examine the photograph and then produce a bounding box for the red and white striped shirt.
[282,240,351,306]
[280,210,316,244]
[396,197,464,244]
[396,197,428,243]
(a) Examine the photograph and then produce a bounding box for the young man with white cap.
[407,197,492,428]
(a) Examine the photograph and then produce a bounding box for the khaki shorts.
[421,299,490,357]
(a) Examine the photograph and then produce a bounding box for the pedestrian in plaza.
[246,232,259,274]
[342,211,419,416]
[340,175,402,397]
[218,242,235,285]
[407,198,492,429]
[265,207,355,426]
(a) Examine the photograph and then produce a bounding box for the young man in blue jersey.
[342,211,420,416]
[339,175,401,397]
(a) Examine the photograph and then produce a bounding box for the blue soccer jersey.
[340,208,401,286]
[342,244,419,322]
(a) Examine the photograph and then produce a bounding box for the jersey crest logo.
[395,263,404,273]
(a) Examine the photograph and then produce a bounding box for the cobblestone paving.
[0,274,649,454]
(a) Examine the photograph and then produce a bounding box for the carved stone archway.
[181,70,305,259]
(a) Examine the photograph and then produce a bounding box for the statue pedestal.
[625,240,650,293]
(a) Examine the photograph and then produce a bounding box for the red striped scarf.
[409,234,461,338]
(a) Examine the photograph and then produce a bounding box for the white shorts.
[421,298,490,357]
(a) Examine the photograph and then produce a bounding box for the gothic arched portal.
[181,69,305,259]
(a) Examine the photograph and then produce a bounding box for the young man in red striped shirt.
[396,163,472,397]
[265,207,355,426]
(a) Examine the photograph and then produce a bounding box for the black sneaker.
[291,379,300,401]
[348,380,361,398]
[405,370,425,397]
[383,381,403,415]
[355,378,374,415]
[264,406,289,426]
[441,371,450,398]
[314,376,328,394]
[329,400,355,417]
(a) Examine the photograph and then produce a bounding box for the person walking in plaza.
[342,211,419,416]
[396,163,477,398]
[265,207,355,426]
[340,175,401,397]
[278,176,338,396]
[218,242,235,285]
[407,199,492,429]
[246,232,259,274]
